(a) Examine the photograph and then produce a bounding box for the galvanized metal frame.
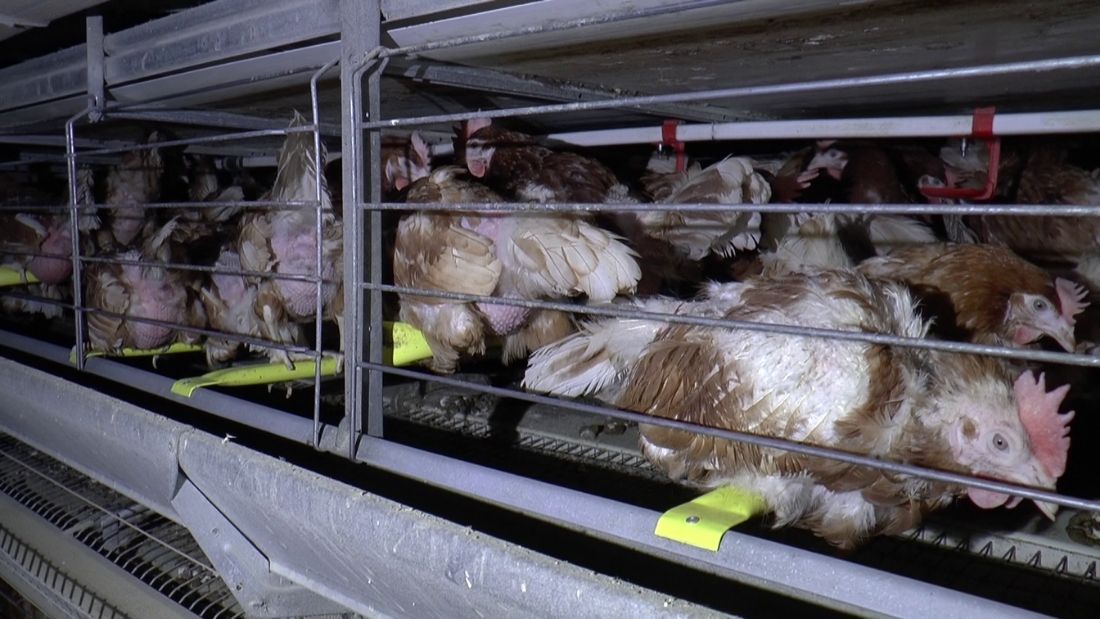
[1,0,1099,615]
[0,352,1050,617]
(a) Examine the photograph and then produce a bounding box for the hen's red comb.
[1055,277,1089,323]
[1014,371,1074,479]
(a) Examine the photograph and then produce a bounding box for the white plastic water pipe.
[481,109,1100,150]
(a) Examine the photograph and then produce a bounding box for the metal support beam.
[85,16,105,123]
[177,431,723,619]
[340,0,380,454]
[388,58,751,123]
[171,480,350,617]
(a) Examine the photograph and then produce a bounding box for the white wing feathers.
[637,157,771,260]
[496,215,640,303]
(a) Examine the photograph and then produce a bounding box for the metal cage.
[1,0,1100,616]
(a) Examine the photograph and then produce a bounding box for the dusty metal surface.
[442,0,1100,117]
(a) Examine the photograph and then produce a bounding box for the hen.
[199,246,304,368]
[942,141,1100,290]
[525,270,1073,548]
[635,154,771,260]
[86,218,207,352]
[237,112,342,368]
[461,118,631,204]
[859,243,1087,351]
[172,154,247,248]
[395,165,640,373]
[101,135,164,249]
[0,166,94,286]
[382,133,432,195]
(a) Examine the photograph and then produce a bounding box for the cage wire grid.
[0,0,1097,611]
[0,433,246,619]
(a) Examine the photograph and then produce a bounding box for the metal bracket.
[920,106,1000,201]
[170,478,350,618]
[85,16,106,123]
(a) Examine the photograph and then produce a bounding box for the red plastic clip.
[920,106,1000,202]
[661,119,687,173]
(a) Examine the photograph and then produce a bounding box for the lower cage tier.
[0,337,1098,617]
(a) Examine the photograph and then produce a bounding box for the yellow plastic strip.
[654,486,767,551]
[70,342,204,364]
[171,356,342,398]
[385,321,433,366]
[0,264,38,287]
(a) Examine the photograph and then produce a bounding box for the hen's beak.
[1046,317,1078,353]
[968,461,1058,520]
[1022,310,1078,352]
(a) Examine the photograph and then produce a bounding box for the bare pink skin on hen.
[459,214,531,334]
[27,222,72,284]
[270,217,337,320]
[119,262,184,349]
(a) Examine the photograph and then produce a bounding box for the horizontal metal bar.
[351,435,1042,618]
[380,0,746,59]
[370,283,1100,368]
[366,54,1100,129]
[104,109,343,138]
[77,254,334,286]
[73,305,324,359]
[388,58,746,124]
[547,109,1100,147]
[104,0,340,86]
[77,200,318,211]
[0,199,317,211]
[0,289,69,310]
[365,362,1100,514]
[74,125,316,157]
[0,329,316,447]
[0,45,86,115]
[0,135,128,149]
[364,200,1100,217]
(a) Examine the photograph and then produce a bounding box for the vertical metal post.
[85,17,105,123]
[340,0,381,455]
[364,8,385,442]
[65,108,91,370]
[310,57,340,450]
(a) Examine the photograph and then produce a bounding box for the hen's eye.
[992,433,1009,451]
[1033,299,1048,311]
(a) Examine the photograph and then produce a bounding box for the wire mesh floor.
[0,433,245,619]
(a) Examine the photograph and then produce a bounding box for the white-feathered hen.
[237,112,343,367]
[525,270,1074,548]
[635,155,771,260]
[395,165,641,373]
[86,218,207,352]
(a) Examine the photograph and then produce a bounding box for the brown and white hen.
[526,270,1074,548]
[86,218,206,352]
[395,165,640,373]
[237,112,343,368]
[858,243,1087,352]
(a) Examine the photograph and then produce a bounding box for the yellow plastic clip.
[385,321,433,366]
[70,342,204,364]
[170,356,342,398]
[654,486,767,551]
[0,264,38,287]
